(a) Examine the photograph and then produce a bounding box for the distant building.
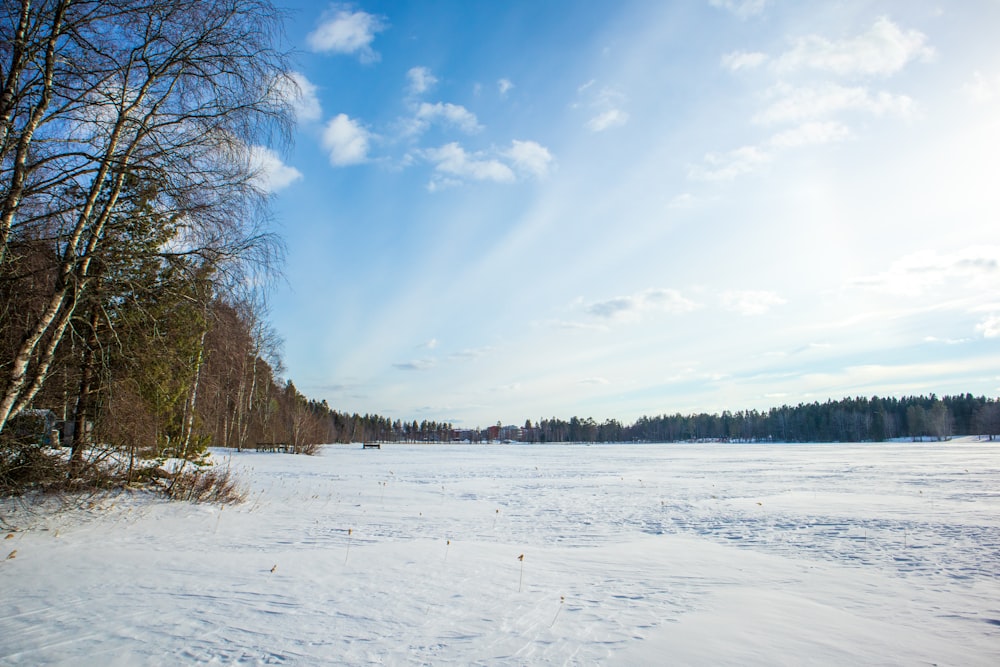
[9,409,60,445]
[500,425,523,441]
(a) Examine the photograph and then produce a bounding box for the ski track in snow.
[1,442,999,665]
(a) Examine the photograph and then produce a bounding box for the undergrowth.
[0,436,245,504]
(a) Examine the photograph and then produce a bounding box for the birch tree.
[0,0,292,432]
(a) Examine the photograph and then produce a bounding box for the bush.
[1,435,245,505]
[0,438,73,495]
[164,465,246,504]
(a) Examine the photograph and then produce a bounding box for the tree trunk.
[71,302,102,465]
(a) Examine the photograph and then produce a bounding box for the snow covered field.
[2,441,999,665]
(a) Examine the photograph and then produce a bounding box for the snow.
[2,441,999,665]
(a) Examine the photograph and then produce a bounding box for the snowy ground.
[2,441,999,665]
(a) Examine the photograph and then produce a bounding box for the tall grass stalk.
[517,553,524,592]
[550,596,565,627]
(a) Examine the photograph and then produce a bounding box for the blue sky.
[260,0,1000,427]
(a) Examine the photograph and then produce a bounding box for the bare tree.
[0,0,292,432]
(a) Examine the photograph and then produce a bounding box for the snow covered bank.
[2,442,999,665]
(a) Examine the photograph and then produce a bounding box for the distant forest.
[299,393,1000,445]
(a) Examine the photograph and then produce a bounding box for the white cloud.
[498,78,514,96]
[976,315,1000,339]
[322,113,371,166]
[689,145,771,181]
[416,102,482,134]
[249,145,302,193]
[721,51,768,71]
[709,0,768,19]
[407,66,438,96]
[274,72,321,123]
[586,109,630,132]
[852,247,1000,297]
[720,290,787,315]
[504,140,554,178]
[586,288,698,320]
[755,83,914,125]
[773,17,934,77]
[421,140,553,189]
[424,142,515,186]
[707,21,928,183]
[307,6,387,63]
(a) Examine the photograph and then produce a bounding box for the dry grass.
[163,465,246,504]
[290,441,322,456]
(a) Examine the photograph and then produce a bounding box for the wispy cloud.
[586,109,630,132]
[768,121,851,148]
[852,247,1000,297]
[689,145,771,181]
[924,336,972,345]
[498,78,514,96]
[577,81,629,132]
[447,346,493,362]
[720,290,787,316]
[546,319,609,332]
[722,18,933,77]
[322,113,372,165]
[773,17,934,77]
[689,120,852,180]
[392,345,492,372]
[721,51,767,71]
[709,0,769,20]
[586,288,698,320]
[307,5,387,63]
[699,19,930,181]
[755,83,914,125]
[393,358,436,371]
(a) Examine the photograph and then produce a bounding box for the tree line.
[298,394,999,445]
[0,0,331,486]
[519,394,999,444]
